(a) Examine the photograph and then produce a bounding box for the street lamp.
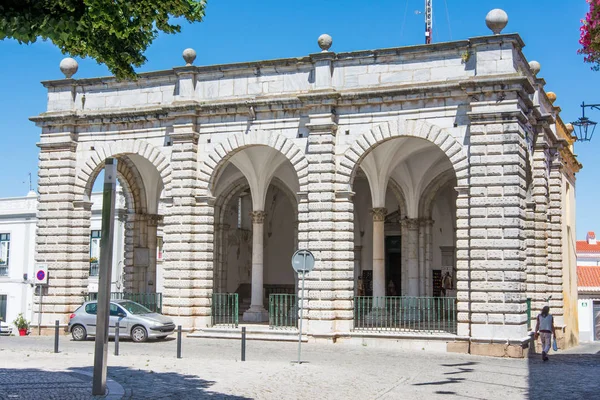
[571,102,599,142]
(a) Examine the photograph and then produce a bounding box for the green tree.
[0,0,207,79]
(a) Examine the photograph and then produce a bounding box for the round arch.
[199,131,309,196]
[338,118,469,190]
[418,169,457,219]
[74,139,173,202]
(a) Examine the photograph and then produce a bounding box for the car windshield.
[118,301,152,315]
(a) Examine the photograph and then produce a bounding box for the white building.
[0,190,126,331]
[577,232,600,342]
[29,11,580,357]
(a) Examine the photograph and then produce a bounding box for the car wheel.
[131,326,147,342]
[71,325,87,341]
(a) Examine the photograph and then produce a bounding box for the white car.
[0,320,13,336]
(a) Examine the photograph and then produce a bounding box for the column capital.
[401,217,420,229]
[420,218,434,227]
[250,210,266,224]
[73,200,93,211]
[144,214,164,227]
[455,186,469,197]
[371,207,387,222]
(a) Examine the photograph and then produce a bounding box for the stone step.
[188,325,307,342]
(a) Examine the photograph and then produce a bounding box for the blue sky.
[0,0,597,239]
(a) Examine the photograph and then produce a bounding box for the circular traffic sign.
[291,249,315,273]
[36,270,46,281]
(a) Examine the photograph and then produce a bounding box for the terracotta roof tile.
[576,241,600,253]
[578,266,600,287]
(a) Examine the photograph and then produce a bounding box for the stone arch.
[74,139,173,202]
[418,169,457,219]
[199,131,309,196]
[338,118,469,191]
[388,177,408,219]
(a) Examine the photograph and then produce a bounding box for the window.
[0,295,7,323]
[109,303,125,317]
[157,236,164,261]
[85,303,97,315]
[89,230,101,276]
[0,233,9,276]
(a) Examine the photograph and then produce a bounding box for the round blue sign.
[36,270,46,281]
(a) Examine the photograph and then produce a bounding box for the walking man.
[534,306,556,361]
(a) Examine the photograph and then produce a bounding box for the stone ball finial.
[59,57,78,79]
[565,123,574,133]
[318,34,333,52]
[182,48,197,66]
[485,9,508,35]
[529,60,541,76]
[547,92,557,104]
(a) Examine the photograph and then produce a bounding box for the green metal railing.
[212,293,239,328]
[269,294,298,329]
[354,296,457,334]
[85,292,163,313]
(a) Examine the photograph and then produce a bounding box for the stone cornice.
[32,75,535,126]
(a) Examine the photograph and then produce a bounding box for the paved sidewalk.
[1,335,598,399]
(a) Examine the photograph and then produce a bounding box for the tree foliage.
[579,0,600,70]
[0,0,206,79]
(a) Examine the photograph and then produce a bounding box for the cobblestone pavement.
[1,335,598,399]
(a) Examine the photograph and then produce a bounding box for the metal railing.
[212,293,239,328]
[269,294,298,329]
[85,292,163,313]
[354,296,457,334]
[89,263,99,277]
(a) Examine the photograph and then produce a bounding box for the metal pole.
[297,252,306,364]
[92,158,117,396]
[177,325,182,359]
[241,327,246,361]
[114,320,119,356]
[54,320,59,353]
[38,286,43,336]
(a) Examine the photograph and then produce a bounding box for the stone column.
[400,219,409,296]
[467,110,528,343]
[405,218,420,296]
[302,104,354,334]
[243,211,269,322]
[371,208,387,298]
[424,219,434,297]
[530,139,550,316]
[547,148,564,326]
[163,121,213,329]
[418,219,426,296]
[455,186,470,337]
[34,130,89,328]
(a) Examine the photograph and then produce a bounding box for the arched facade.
[32,32,580,356]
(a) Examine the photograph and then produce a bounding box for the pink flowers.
[579,0,600,69]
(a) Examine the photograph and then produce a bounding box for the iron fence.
[212,293,239,328]
[269,294,298,329]
[354,296,457,334]
[85,292,163,313]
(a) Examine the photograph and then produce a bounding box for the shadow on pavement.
[0,366,251,400]
[527,344,600,400]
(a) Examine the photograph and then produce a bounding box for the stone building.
[31,11,580,356]
[576,232,600,342]
[0,190,126,332]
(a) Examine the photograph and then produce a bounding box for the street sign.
[291,249,315,274]
[34,264,48,285]
[291,249,314,365]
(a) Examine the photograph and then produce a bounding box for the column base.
[242,306,269,323]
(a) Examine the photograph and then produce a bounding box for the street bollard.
[114,321,120,356]
[177,325,182,359]
[241,327,246,362]
[54,320,59,353]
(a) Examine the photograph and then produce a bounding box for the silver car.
[68,299,175,342]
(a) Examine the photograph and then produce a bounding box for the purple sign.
[36,270,46,281]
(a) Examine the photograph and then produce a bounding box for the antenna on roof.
[425,0,433,44]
